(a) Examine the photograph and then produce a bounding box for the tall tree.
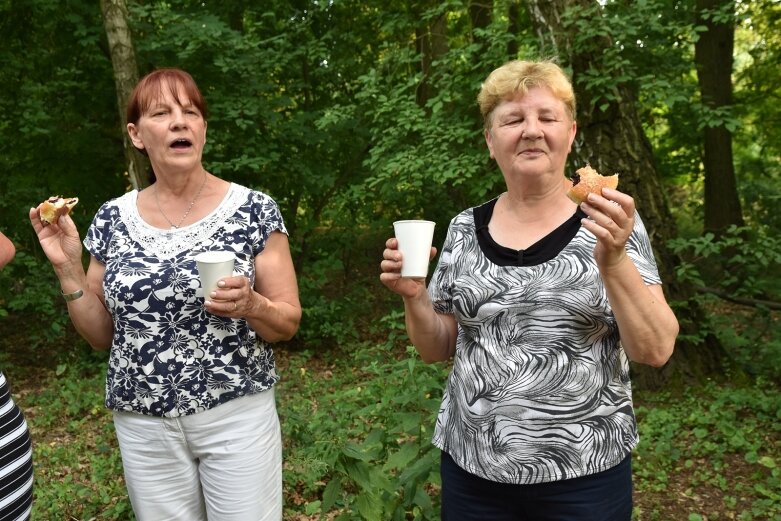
[416,4,450,108]
[524,0,728,388]
[101,0,148,190]
[507,1,521,58]
[0,0,125,244]
[469,0,493,36]
[695,0,743,234]
[732,0,781,230]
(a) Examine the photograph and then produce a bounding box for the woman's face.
[484,86,576,182]
[127,84,207,173]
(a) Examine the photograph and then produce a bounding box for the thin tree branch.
[697,287,781,310]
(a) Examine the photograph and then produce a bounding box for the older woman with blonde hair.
[380,60,679,520]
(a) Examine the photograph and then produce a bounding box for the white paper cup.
[194,251,236,297]
[393,220,436,279]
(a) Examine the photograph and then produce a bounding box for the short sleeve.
[248,191,287,257]
[627,211,663,286]
[427,217,460,315]
[83,198,123,265]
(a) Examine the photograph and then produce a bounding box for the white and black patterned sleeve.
[627,211,663,286]
[83,198,122,264]
[248,191,288,257]
[428,214,466,316]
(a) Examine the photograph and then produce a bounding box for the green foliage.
[733,0,781,231]
[0,251,71,342]
[667,224,781,379]
[280,314,449,520]
[20,352,134,519]
[634,382,781,520]
[669,224,781,296]
[352,2,531,220]
[0,0,127,235]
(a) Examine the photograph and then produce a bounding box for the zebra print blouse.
[428,197,662,485]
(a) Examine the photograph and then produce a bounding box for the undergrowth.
[633,381,781,521]
[4,174,779,520]
[9,311,780,520]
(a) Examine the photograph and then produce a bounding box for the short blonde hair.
[477,60,575,128]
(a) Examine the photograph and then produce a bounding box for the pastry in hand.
[566,164,619,205]
[39,196,79,226]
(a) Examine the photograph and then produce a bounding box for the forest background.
[0,0,779,519]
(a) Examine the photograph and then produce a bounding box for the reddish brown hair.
[126,68,208,125]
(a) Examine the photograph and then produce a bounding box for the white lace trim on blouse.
[119,183,250,259]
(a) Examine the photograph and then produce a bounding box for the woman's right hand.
[29,207,83,270]
[379,237,436,299]
[380,237,456,363]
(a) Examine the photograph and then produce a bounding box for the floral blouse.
[84,183,286,418]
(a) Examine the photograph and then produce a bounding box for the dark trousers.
[440,451,633,521]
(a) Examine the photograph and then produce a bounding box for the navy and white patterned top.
[84,183,286,418]
[428,197,661,484]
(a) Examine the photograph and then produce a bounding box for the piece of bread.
[566,165,619,204]
[39,196,79,226]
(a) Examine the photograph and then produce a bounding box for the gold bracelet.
[61,289,84,301]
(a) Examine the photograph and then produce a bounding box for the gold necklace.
[154,173,208,230]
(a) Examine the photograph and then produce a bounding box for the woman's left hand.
[204,275,262,318]
[579,187,635,271]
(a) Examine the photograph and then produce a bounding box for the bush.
[667,224,781,380]
[278,312,449,520]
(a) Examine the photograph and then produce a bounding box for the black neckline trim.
[472,198,585,267]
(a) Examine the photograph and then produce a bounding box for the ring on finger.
[232,301,238,312]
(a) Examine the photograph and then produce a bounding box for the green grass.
[22,363,134,519]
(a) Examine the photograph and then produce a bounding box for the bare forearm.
[245,292,301,343]
[56,266,113,350]
[602,259,678,367]
[0,233,15,268]
[403,290,456,363]
[66,296,114,350]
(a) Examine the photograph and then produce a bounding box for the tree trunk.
[416,9,449,108]
[507,1,520,58]
[695,0,743,234]
[469,0,493,37]
[524,0,729,389]
[100,0,149,190]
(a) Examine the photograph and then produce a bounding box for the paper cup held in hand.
[393,220,436,279]
[194,251,236,297]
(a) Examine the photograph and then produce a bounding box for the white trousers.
[113,390,282,521]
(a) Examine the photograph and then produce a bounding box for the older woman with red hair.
[31,69,300,520]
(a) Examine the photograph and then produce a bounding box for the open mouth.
[170,138,193,149]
